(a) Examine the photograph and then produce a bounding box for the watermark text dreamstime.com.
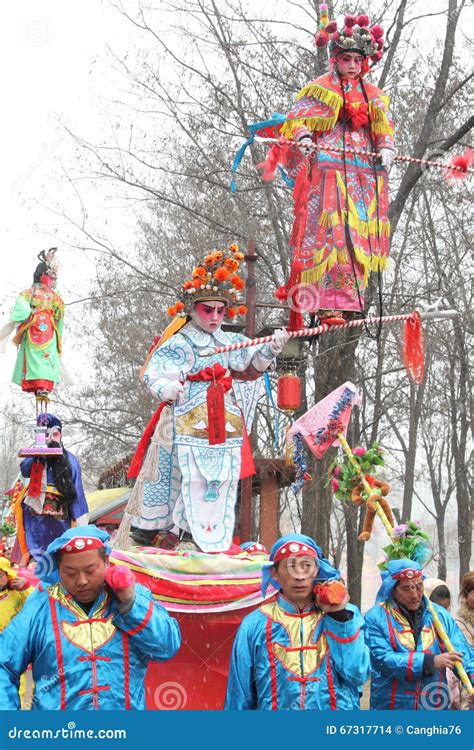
[8,723,126,741]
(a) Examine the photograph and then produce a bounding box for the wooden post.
[259,471,279,550]
[239,240,257,542]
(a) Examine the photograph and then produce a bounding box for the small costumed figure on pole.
[11,413,89,563]
[1,248,67,456]
[117,243,289,553]
[7,249,64,398]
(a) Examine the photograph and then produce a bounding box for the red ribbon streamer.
[28,461,44,499]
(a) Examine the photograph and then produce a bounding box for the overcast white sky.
[0,1,139,383]
[1,2,105,292]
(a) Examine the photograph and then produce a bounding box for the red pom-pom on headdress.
[344,15,357,27]
[315,31,329,47]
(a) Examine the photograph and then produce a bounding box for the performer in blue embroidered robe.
[127,243,289,552]
[0,526,181,710]
[12,414,88,562]
[225,534,369,709]
[365,559,474,710]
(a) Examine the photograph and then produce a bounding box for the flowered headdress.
[315,5,385,65]
[167,243,248,322]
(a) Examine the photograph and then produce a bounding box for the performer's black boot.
[129,527,158,546]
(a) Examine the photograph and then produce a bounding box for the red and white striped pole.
[254,136,474,176]
[200,310,458,356]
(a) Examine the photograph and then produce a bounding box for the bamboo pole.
[337,434,473,694]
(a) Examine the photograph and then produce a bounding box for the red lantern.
[277,373,302,412]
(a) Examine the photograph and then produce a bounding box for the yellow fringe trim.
[369,102,394,138]
[301,250,388,285]
[281,83,342,138]
[284,85,394,140]
[281,115,338,138]
[371,121,394,137]
[317,211,390,239]
[296,83,343,112]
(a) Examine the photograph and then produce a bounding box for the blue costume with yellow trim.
[0,527,181,710]
[365,559,474,710]
[225,535,369,710]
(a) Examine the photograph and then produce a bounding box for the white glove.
[269,328,290,356]
[379,148,395,173]
[297,135,314,157]
[161,381,185,403]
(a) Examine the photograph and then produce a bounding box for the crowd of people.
[0,527,473,711]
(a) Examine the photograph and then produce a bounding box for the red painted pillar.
[239,240,257,542]
[259,471,279,550]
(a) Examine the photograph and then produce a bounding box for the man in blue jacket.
[225,533,369,710]
[0,526,181,710]
[365,558,474,709]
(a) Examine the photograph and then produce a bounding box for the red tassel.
[403,312,425,384]
[239,422,256,479]
[257,144,280,182]
[29,461,44,498]
[127,403,166,478]
[444,148,473,184]
[207,383,226,445]
[290,162,310,251]
[257,137,291,182]
[274,286,289,302]
[288,261,303,331]
[287,161,308,333]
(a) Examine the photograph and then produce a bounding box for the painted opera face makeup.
[336,51,363,79]
[45,426,62,445]
[192,301,227,333]
[39,273,56,289]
